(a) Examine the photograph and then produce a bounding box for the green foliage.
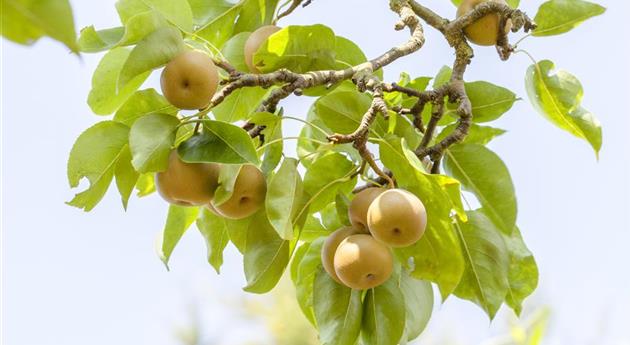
[177,121,259,164]
[129,113,179,173]
[313,269,363,345]
[266,158,304,240]
[2,0,78,52]
[362,275,406,345]
[158,205,199,269]
[444,144,517,234]
[454,211,510,319]
[451,0,520,9]
[58,0,604,342]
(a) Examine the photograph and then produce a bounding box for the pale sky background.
[2,1,629,344]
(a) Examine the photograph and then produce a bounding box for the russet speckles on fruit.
[212,165,267,219]
[457,0,511,46]
[244,25,281,73]
[156,150,220,206]
[367,189,427,247]
[160,50,219,110]
[321,226,362,284]
[334,234,393,290]
[348,187,386,232]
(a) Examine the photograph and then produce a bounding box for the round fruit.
[367,189,427,247]
[160,50,219,110]
[212,165,266,219]
[348,188,386,232]
[334,234,393,290]
[456,0,511,46]
[156,150,220,206]
[244,25,281,73]
[321,226,362,284]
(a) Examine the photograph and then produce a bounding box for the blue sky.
[2,0,629,344]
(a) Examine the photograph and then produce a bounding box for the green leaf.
[533,0,605,37]
[525,60,602,156]
[225,217,252,254]
[114,145,139,210]
[193,2,241,50]
[115,0,193,32]
[233,0,279,33]
[1,0,78,52]
[335,193,351,227]
[77,26,124,53]
[212,87,269,122]
[250,112,283,174]
[221,31,251,72]
[315,90,387,136]
[437,123,506,145]
[266,158,303,240]
[118,26,185,89]
[212,164,243,206]
[196,207,230,273]
[313,268,363,345]
[243,209,291,293]
[444,144,517,234]
[454,210,510,319]
[157,205,199,269]
[362,276,406,345]
[88,47,150,115]
[400,273,433,342]
[114,89,178,126]
[78,10,169,53]
[460,81,518,123]
[254,24,337,73]
[67,121,130,211]
[378,136,465,296]
[292,238,324,326]
[303,152,357,212]
[300,214,332,242]
[129,113,180,173]
[504,227,538,316]
[178,121,259,164]
[187,0,233,26]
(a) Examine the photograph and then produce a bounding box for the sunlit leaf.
[266,158,303,240]
[504,227,539,316]
[178,121,259,164]
[129,113,180,173]
[533,0,605,37]
[157,205,199,269]
[114,89,178,126]
[196,207,230,273]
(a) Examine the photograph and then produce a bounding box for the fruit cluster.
[321,188,428,289]
[154,26,282,216]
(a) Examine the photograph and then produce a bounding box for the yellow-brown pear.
[348,187,386,233]
[156,150,220,206]
[244,25,281,73]
[334,234,393,290]
[367,189,427,247]
[160,50,219,109]
[457,0,511,46]
[321,226,362,284]
[212,165,266,219]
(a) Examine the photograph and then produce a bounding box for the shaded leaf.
[157,205,199,269]
[303,152,356,212]
[243,209,291,293]
[454,211,510,319]
[437,123,506,145]
[400,273,433,342]
[292,238,325,326]
[129,113,180,173]
[444,144,517,234]
[362,275,406,345]
[114,145,139,210]
[116,0,193,32]
[114,88,178,126]
[266,158,303,240]
[178,121,259,164]
[504,227,539,315]
[212,164,243,206]
[196,207,230,273]
[313,268,362,345]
